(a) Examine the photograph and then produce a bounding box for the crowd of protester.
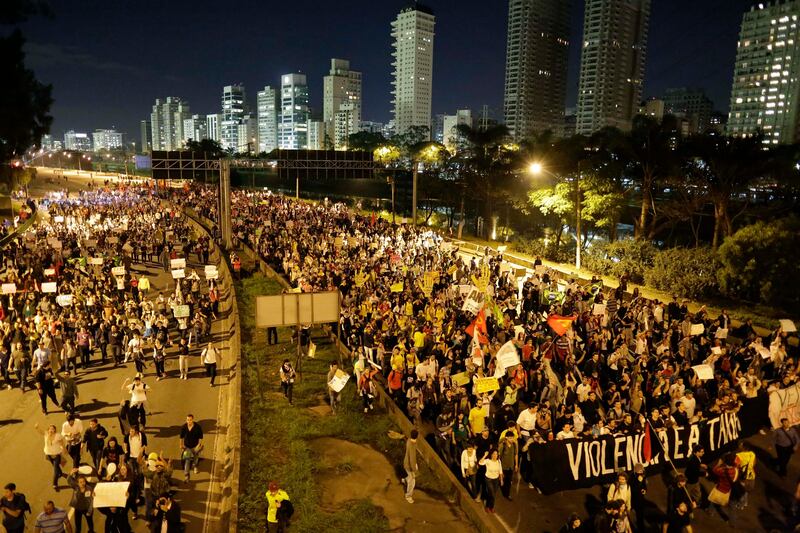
[174,185,800,531]
[1,185,221,532]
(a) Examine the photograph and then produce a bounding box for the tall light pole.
[528,160,584,271]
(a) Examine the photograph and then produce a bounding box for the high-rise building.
[182,115,208,145]
[323,59,362,149]
[279,73,310,149]
[442,109,474,154]
[503,0,571,141]
[576,0,650,135]
[150,97,190,151]
[206,114,222,143]
[139,120,151,153]
[92,129,124,152]
[41,134,54,151]
[237,115,258,153]
[256,87,279,154]
[727,1,800,144]
[662,87,713,135]
[307,120,326,150]
[63,131,92,151]
[391,4,435,138]
[360,121,385,134]
[221,84,247,152]
[432,114,445,142]
[638,98,665,122]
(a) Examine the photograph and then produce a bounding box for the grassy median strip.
[237,273,400,532]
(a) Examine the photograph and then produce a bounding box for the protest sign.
[93,482,130,508]
[690,323,705,336]
[107,236,119,244]
[497,245,507,253]
[53,215,64,223]
[111,266,125,276]
[172,269,185,279]
[89,257,104,266]
[692,364,714,381]
[715,328,728,339]
[711,346,722,355]
[515,268,527,279]
[530,410,752,494]
[462,288,485,315]
[495,341,520,371]
[173,305,190,318]
[56,294,73,307]
[592,303,606,316]
[205,265,218,279]
[328,369,350,393]
[535,265,547,275]
[1,283,16,294]
[780,319,797,333]
[451,372,471,387]
[390,281,404,293]
[44,268,56,277]
[458,285,472,298]
[308,342,316,359]
[755,344,772,360]
[48,238,62,250]
[83,239,97,249]
[42,282,57,293]
[474,377,500,394]
[447,265,458,276]
[170,258,186,270]
[769,383,800,428]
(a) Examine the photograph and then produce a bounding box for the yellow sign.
[308,342,316,358]
[334,237,343,249]
[447,265,458,276]
[474,377,500,394]
[471,263,491,293]
[354,270,368,288]
[390,281,404,293]
[452,372,471,387]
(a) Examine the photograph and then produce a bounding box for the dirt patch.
[308,437,476,532]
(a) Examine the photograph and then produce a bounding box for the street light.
[528,160,585,271]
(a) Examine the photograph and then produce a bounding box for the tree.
[348,131,386,152]
[0,29,53,164]
[184,139,224,158]
[683,134,767,248]
[455,123,514,239]
[391,125,430,154]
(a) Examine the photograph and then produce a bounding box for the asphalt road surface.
[0,174,229,532]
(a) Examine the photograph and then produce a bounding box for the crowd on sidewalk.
[173,185,800,531]
[1,185,223,532]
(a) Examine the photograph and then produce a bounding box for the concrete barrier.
[181,208,242,533]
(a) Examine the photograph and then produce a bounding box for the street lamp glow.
[529,162,542,175]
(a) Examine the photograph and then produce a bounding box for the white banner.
[769,383,800,429]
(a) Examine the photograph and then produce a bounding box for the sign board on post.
[173,305,190,318]
[204,265,218,279]
[89,257,104,266]
[111,266,125,276]
[255,290,341,329]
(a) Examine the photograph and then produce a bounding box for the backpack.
[277,499,294,519]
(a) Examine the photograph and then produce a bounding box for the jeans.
[67,442,81,468]
[39,385,59,413]
[776,444,794,476]
[155,358,165,378]
[179,356,190,378]
[79,345,91,368]
[61,394,76,415]
[183,446,201,478]
[501,468,513,498]
[485,477,499,509]
[281,381,293,404]
[15,366,28,390]
[205,362,217,385]
[74,508,94,533]
[47,454,62,486]
[404,469,416,499]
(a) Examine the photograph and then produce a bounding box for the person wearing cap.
[66,468,95,533]
[265,481,290,532]
[1,482,31,533]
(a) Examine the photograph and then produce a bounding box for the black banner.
[531,396,767,494]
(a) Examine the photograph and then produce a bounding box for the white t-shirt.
[202,347,218,365]
[516,409,537,432]
[129,382,149,405]
[61,419,84,445]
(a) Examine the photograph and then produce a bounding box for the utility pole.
[219,159,232,249]
[575,162,583,271]
[412,160,418,225]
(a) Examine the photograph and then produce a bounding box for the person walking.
[35,361,59,414]
[279,359,296,404]
[708,453,739,523]
[201,342,218,386]
[498,432,518,500]
[59,370,79,415]
[326,361,341,414]
[460,441,480,501]
[10,342,29,392]
[61,414,84,468]
[684,445,707,508]
[178,338,190,380]
[1,483,31,533]
[265,482,291,533]
[150,493,181,533]
[66,469,95,533]
[773,418,799,477]
[34,424,66,490]
[402,429,419,504]
[479,449,503,514]
[179,414,204,483]
[33,501,72,533]
[83,418,108,470]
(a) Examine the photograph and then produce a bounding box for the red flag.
[466,309,489,344]
[370,212,376,226]
[546,314,576,336]
[642,425,652,463]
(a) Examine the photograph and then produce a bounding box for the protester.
[479,449,503,514]
[34,424,66,491]
[279,359,296,404]
[402,429,419,504]
[708,453,739,523]
[773,417,799,478]
[264,482,290,532]
[33,501,72,533]
[0,483,31,533]
[66,468,95,533]
[200,342,219,386]
[150,493,181,533]
[179,414,204,483]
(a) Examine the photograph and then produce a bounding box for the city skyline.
[15,0,754,140]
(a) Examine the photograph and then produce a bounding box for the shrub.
[644,247,720,300]
[717,216,800,308]
[583,239,657,283]
[512,236,575,264]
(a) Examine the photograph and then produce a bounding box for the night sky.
[12,0,755,141]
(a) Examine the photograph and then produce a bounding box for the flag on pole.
[642,424,652,463]
[546,314,576,336]
[466,308,489,344]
